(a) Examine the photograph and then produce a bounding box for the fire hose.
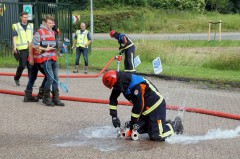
[0,56,116,78]
[0,89,239,120]
[0,55,239,120]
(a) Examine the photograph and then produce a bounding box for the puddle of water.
[53,126,123,151]
[81,126,117,139]
[53,125,240,151]
[166,126,240,145]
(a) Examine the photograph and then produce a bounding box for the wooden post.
[208,22,211,41]
[219,20,222,42]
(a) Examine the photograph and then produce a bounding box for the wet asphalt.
[0,68,239,159]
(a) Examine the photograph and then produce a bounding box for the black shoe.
[42,90,55,106]
[24,90,39,102]
[52,99,65,106]
[43,98,55,106]
[37,87,44,99]
[73,70,79,73]
[52,89,65,106]
[14,79,20,86]
[172,117,184,134]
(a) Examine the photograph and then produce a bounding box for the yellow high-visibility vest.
[12,22,34,50]
[76,30,89,48]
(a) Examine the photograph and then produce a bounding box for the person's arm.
[120,36,128,49]
[12,25,18,54]
[28,42,34,66]
[109,88,122,128]
[71,34,77,49]
[38,45,56,52]
[130,84,146,124]
[85,32,92,48]
[12,36,17,54]
[85,40,92,48]
[71,39,77,49]
[109,88,121,117]
[32,32,55,52]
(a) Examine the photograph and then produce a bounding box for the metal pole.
[208,22,211,41]
[90,0,93,40]
[219,20,222,42]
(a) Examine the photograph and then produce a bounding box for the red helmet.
[102,70,117,89]
[110,30,116,38]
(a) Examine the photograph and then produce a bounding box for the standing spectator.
[52,20,61,38]
[23,20,47,102]
[32,15,64,106]
[71,22,92,74]
[12,12,34,86]
[110,30,136,73]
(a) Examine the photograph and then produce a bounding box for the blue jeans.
[75,47,88,66]
[42,60,59,91]
[26,63,47,90]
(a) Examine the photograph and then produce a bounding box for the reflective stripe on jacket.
[76,30,89,48]
[38,28,57,62]
[118,34,134,50]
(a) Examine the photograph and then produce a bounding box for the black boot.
[24,90,39,102]
[37,87,44,99]
[52,89,65,106]
[171,116,184,134]
[42,90,55,106]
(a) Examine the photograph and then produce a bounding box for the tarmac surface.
[0,68,239,159]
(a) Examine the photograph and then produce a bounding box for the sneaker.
[172,116,184,134]
[14,79,20,86]
[73,70,79,73]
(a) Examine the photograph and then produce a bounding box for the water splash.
[81,126,117,139]
[166,126,240,145]
[54,126,122,151]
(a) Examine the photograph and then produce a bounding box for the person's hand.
[124,121,131,128]
[119,50,124,55]
[71,45,75,49]
[45,44,56,51]
[36,48,42,54]
[13,47,17,54]
[29,58,34,66]
[36,45,42,54]
[112,116,121,128]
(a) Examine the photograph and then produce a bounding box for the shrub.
[148,0,206,12]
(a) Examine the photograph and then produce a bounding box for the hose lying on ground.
[0,89,239,120]
[0,57,116,78]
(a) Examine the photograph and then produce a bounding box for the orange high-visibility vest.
[37,28,57,62]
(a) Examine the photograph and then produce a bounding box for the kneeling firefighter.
[102,70,183,141]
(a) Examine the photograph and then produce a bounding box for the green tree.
[148,0,205,12]
[205,0,233,13]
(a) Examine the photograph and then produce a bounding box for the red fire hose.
[0,55,239,120]
[0,89,239,120]
[0,56,116,78]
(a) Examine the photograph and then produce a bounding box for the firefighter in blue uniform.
[110,30,136,73]
[102,70,183,141]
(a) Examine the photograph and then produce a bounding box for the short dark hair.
[20,12,28,17]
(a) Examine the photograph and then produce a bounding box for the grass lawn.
[1,40,239,84]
